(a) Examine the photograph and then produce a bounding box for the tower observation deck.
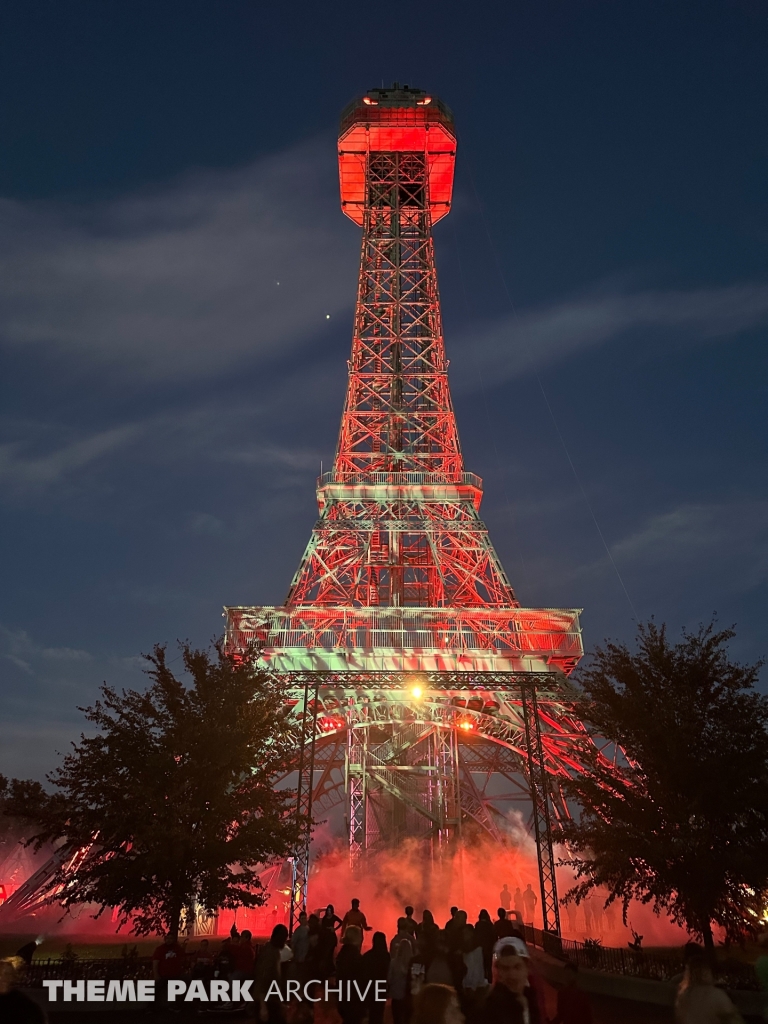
[226,85,593,937]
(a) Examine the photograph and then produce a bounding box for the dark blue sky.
[1,0,767,779]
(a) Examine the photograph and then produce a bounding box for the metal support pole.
[347,701,367,869]
[289,678,319,937]
[521,682,561,936]
[433,725,461,846]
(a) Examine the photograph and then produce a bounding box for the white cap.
[493,936,529,959]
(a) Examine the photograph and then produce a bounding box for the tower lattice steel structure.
[225,86,595,938]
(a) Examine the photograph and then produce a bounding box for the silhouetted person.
[474,909,496,982]
[232,928,255,976]
[603,901,617,933]
[446,910,467,953]
[494,908,516,940]
[461,924,488,1013]
[403,905,418,939]
[317,916,338,978]
[582,899,593,934]
[499,884,511,911]
[336,926,366,1024]
[306,913,322,963]
[291,911,311,969]
[342,898,372,937]
[513,887,524,919]
[418,909,440,956]
[392,916,417,961]
[565,901,578,935]
[424,933,456,987]
[388,929,414,1024]
[522,884,537,924]
[363,931,390,1024]
[444,906,458,931]
[255,924,288,1024]
[215,935,235,979]
[416,931,464,994]
[323,903,343,931]
[192,938,214,981]
[591,897,604,933]
[152,931,186,1005]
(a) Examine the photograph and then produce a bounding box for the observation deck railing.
[317,471,482,489]
[225,605,583,674]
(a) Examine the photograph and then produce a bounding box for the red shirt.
[231,942,256,973]
[152,942,185,979]
[342,908,368,932]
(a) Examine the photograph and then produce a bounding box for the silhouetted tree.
[557,620,768,951]
[0,775,40,887]
[5,642,299,938]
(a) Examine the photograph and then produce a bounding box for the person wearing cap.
[495,937,548,1023]
[484,937,541,1024]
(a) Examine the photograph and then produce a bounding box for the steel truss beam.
[521,682,561,935]
[268,673,618,937]
[288,677,319,936]
[283,147,516,613]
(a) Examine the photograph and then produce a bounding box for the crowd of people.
[151,901,763,1024]
[0,901,763,1023]
[150,899,594,1023]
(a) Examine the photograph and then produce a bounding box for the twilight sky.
[1,1,766,779]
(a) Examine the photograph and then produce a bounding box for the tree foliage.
[557,619,768,948]
[0,775,42,881]
[5,642,299,938]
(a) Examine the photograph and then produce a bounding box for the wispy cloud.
[0,624,148,780]
[0,139,356,379]
[0,384,330,498]
[0,624,93,667]
[0,424,139,490]
[605,500,768,597]
[610,505,720,561]
[218,441,322,470]
[452,283,768,389]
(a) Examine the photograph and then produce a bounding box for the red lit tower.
[0,88,611,937]
[227,86,594,937]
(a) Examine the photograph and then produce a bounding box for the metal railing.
[19,937,762,994]
[22,956,154,986]
[317,471,482,489]
[523,927,761,991]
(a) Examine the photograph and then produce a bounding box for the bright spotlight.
[411,686,423,699]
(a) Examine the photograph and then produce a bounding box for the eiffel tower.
[225,85,597,938]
